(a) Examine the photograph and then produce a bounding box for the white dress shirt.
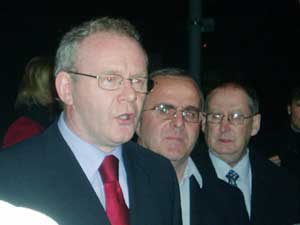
[179,157,203,225]
[209,149,252,217]
[57,113,129,208]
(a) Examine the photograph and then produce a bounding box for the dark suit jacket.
[0,123,182,225]
[190,155,250,225]
[197,147,300,225]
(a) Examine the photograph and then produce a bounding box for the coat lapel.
[42,124,111,225]
[249,150,269,225]
[122,142,154,225]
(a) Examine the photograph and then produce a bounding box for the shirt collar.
[57,112,123,182]
[181,157,203,188]
[209,149,251,181]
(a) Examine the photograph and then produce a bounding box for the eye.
[156,104,175,115]
[184,110,198,120]
[101,75,119,83]
[211,113,222,119]
[131,77,146,84]
[231,113,244,120]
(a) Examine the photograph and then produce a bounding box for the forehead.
[208,87,250,112]
[146,76,201,106]
[76,32,147,73]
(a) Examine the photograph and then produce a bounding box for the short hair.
[288,86,300,105]
[15,56,55,109]
[149,67,204,110]
[204,82,260,115]
[54,17,147,76]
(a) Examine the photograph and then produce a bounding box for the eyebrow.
[156,103,175,108]
[157,103,200,111]
[101,70,147,77]
[185,105,200,109]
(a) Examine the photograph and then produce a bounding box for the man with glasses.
[201,81,300,225]
[136,68,249,225]
[0,17,182,225]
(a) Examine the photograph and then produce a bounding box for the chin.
[112,132,134,144]
[214,146,236,155]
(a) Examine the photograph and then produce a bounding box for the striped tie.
[226,169,239,187]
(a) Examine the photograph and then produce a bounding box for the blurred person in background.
[279,85,300,177]
[255,86,300,176]
[2,56,60,148]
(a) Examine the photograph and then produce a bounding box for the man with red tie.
[0,17,182,225]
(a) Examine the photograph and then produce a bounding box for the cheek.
[140,118,162,142]
[206,126,218,139]
[294,110,300,119]
[186,126,200,144]
[137,94,146,107]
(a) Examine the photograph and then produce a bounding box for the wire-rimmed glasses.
[203,112,254,125]
[143,103,201,123]
[67,71,153,94]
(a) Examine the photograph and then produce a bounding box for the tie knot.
[99,155,119,183]
[226,169,239,186]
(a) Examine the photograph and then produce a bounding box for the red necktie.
[99,155,129,225]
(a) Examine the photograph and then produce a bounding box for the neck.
[173,159,189,182]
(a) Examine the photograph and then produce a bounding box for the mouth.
[165,136,184,142]
[116,113,135,125]
[219,138,232,144]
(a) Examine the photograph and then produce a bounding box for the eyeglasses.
[143,103,201,123]
[203,112,254,125]
[67,71,154,94]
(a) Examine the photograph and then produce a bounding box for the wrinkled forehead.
[208,86,250,111]
[76,32,148,70]
[147,76,201,105]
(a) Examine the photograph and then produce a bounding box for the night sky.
[0,0,299,137]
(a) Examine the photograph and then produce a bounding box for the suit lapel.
[193,148,218,178]
[249,149,269,225]
[191,154,236,225]
[122,142,154,225]
[42,124,111,225]
[190,175,221,225]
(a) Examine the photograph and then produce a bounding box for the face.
[202,86,261,166]
[56,32,147,152]
[288,99,300,131]
[137,76,201,167]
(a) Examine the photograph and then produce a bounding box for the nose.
[219,116,231,132]
[118,79,137,102]
[171,111,185,129]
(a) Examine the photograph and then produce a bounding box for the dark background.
[0,0,299,139]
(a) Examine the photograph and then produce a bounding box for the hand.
[268,155,281,166]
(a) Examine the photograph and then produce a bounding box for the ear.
[287,105,291,115]
[201,113,206,133]
[55,72,74,106]
[251,114,261,136]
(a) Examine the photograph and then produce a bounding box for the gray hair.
[149,67,204,111]
[54,17,147,76]
[204,82,260,115]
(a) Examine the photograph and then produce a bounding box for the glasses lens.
[183,110,199,123]
[98,74,122,90]
[229,113,250,125]
[207,113,222,124]
[156,104,176,119]
[131,77,148,93]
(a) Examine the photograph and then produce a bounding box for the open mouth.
[117,113,135,124]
